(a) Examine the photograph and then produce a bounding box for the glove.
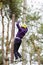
[17,21,20,24]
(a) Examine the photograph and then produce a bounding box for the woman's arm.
[16,21,21,30]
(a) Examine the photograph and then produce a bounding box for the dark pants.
[14,38,22,59]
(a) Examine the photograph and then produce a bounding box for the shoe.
[14,58,20,62]
[16,58,20,61]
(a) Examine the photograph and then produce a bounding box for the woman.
[14,21,28,60]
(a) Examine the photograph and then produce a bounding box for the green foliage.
[0,49,3,65]
[34,55,43,64]
[9,0,22,19]
[1,0,23,20]
[40,55,43,64]
[0,56,3,65]
[0,37,2,41]
[0,49,2,53]
[27,34,39,47]
[29,34,39,41]
[0,0,9,5]
[29,50,35,56]
[38,24,43,34]
[0,2,3,9]
[26,40,30,46]
[27,34,42,53]
[26,12,41,22]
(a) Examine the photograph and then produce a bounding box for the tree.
[11,14,15,63]
[9,0,22,63]
[38,24,43,34]
[0,49,3,65]
[0,2,5,65]
[1,0,23,63]
[26,7,42,65]
[26,11,41,22]
[27,34,42,65]
[1,12,4,65]
[22,0,27,65]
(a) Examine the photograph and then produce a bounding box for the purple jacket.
[16,22,28,39]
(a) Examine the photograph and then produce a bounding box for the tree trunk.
[37,49,40,65]
[22,37,27,65]
[1,9,4,65]
[22,0,27,65]
[32,39,40,65]
[11,14,15,63]
[5,17,10,65]
[30,54,32,65]
[23,0,27,22]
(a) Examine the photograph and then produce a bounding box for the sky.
[27,0,43,10]
[27,0,43,6]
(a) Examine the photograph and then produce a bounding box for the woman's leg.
[14,39,18,59]
[17,52,21,58]
[14,38,22,59]
[17,39,22,58]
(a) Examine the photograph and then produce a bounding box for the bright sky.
[27,0,43,10]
